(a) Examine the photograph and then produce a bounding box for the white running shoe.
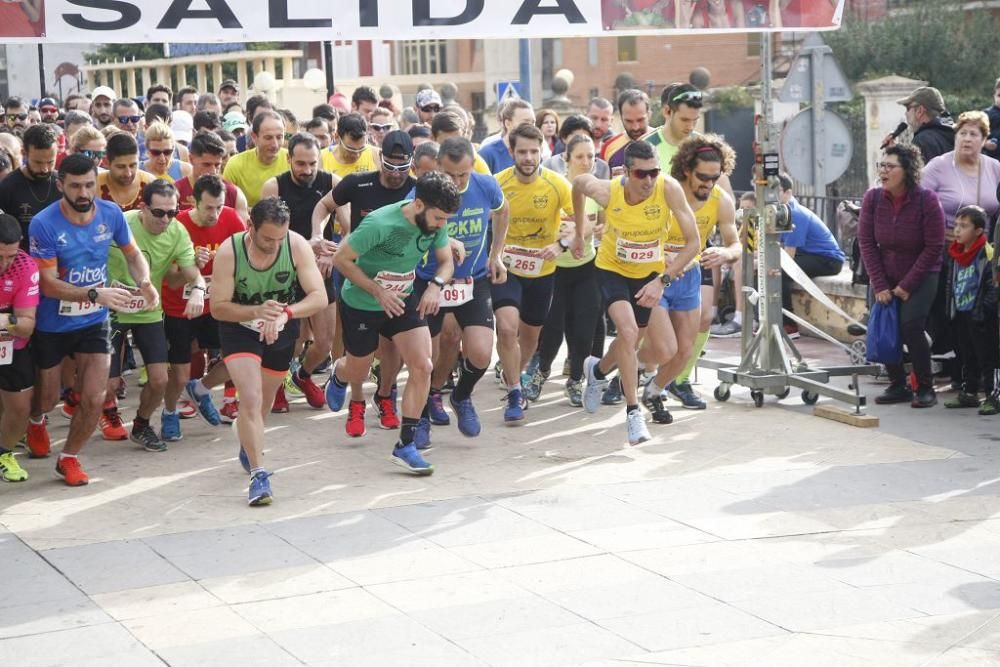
[626,408,651,445]
[583,356,609,414]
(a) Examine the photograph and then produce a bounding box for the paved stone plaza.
[2,338,1000,666]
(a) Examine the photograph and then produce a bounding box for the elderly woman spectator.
[859,144,945,408]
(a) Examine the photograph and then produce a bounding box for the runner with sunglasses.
[141,122,193,182]
[571,140,699,445]
[321,113,378,178]
[415,89,443,125]
[641,135,740,424]
[311,131,416,437]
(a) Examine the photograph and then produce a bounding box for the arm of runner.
[489,199,510,284]
[331,238,406,317]
[259,177,279,202]
[571,174,610,259]
[700,190,741,269]
[662,177,700,280]
[209,240,283,323]
[179,264,207,319]
[121,242,159,310]
[285,233,329,321]
[417,243,456,319]
[234,187,251,223]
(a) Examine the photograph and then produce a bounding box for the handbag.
[866,298,902,364]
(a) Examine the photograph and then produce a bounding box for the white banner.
[2,1,845,43]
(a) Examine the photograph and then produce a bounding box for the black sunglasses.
[149,208,179,219]
[118,115,142,125]
[147,148,174,158]
[420,104,441,113]
[630,167,661,180]
[5,113,28,122]
[694,171,722,183]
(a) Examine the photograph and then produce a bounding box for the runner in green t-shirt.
[328,172,460,475]
[105,179,207,452]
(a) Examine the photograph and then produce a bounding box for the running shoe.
[392,442,434,475]
[56,456,89,486]
[668,381,707,410]
[414,417,433,451]
[25,419,50,458]
[137,366,148,387]
[565,379,583,407]
[159,410,183,442]
[601,375,624,405]
[130,424,167,452]
[115,380,127,400]
[178,399,198,420]
[271,386,290,414]
[325,362,348,411]
[100,409,128,441]
[426,391,450,426]
[238,447,251,473]
[220,399,239,423]
[314,356,332,374]
[375,395,400,430]
[284,361,304,396]
[525,352,541,378]
[626,408,651,445]
[494,361,503,384]
[503,388,526,424]
[710,319,742,338]
[0,451,28,482]
[944,392,980,409]
[291,371,326,409]
[450,393,481,437]
[60,389,79,419]
[562,358,571,378]
[185,379,222,425]
[345,400,366,437]
[642,391,674,424]
[583,356,609,414]
[248,470,273,506]
[523,367,550,402]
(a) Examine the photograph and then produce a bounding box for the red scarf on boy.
[948,234,986,267]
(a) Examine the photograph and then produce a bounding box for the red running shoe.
[345,400,366,437]
[375,396,400,430]
[99,409,128,441]
[292,372,326,409]
[25,419,51,458]
[271,386,290,414]
[56,456,89,486]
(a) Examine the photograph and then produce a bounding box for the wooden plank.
[814,405,879,428]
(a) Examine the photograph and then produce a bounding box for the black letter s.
[62,0,141,31]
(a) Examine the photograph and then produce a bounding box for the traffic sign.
[496,80,523,103]
[779,33,852,104]
[780,108,853,185]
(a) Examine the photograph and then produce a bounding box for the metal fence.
[793,194,863,246]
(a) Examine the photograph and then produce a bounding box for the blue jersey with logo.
[413,173,504,281]
[29,199,134,333]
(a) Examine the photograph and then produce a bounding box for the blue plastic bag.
[866,299,902,364]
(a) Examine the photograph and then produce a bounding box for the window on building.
[399,40,448,75]
[617,36,638,63]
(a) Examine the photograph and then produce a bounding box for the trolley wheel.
[801,390,819,405]
[751,390,764,408]
[714,384,731,402]
[776,387,791,400]
[849,339,867,366]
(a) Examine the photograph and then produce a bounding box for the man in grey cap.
[892,86,955,164]
[218,79,240,108]
[415,89,443,125]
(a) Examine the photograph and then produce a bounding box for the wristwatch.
[190,284,207,293]
[432,276,447,288]
[558,238,571,252]
[659,273,672,287]
[87,288,99,303]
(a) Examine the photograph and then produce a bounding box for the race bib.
[616,238,663,264]
[59,284,104,317]
[503,246,544,277]
[438,277,474,307]
[111,281,148,314]
[240,318,286,334]
[375,270,415,294]
[0,335,12,366]
[183,277,211,300]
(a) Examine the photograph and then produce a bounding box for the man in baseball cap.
[415,89,443,125]
[90,85,117,129]
[218,79,240,107]
[223,110,248,136]
[38,98,60,124]
[894,86,954,163]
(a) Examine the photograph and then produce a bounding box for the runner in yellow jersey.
[222,111,288,207]
[641,135,740,424]
[492,124,573,425]
[570,140,699,445]
[321,113,380,177]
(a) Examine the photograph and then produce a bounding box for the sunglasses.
[371,124,393,132]
[420,104,441,113]
[79,149,106,162]
[149,208,179,219]
[629,167,661,180]
[382,158,413,173]
[5,113,28,122]
[340,142,368,154]
[671,90,703,104]
[877,162,902,171]
[147,148,174,158]
[117,115,142,125]
[694,171,722,183]
[40,107,59,114]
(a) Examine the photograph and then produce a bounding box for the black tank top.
[277,171,334,239]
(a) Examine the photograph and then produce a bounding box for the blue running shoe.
[325,361,347,412]
[414,417,433,451]
[668,381,707,410]
[392,442,434,475]
[450,393,481,437]
[427,391,450,426]
[248,470,273,506]
[583,356,609,414]
[238,446,251,473]
[504,388,526,425]
[185,380,222,425]
[160,410,182,442]
[601,375,624,406]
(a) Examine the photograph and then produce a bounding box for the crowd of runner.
[0,80,750,506]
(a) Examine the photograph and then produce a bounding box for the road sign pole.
[518,39,532,103]
[809,42,827,199]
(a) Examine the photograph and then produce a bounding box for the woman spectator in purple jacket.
[859,144,946,408]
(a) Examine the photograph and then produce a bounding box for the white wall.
[4,43,97,102]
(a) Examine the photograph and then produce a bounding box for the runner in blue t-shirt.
[26,155,158,487]
[410,138,509,443]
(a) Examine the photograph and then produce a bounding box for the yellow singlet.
[664,185,720,268]
[322,145,378,178]
[496,166,574,278]
[596,175,672,279]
